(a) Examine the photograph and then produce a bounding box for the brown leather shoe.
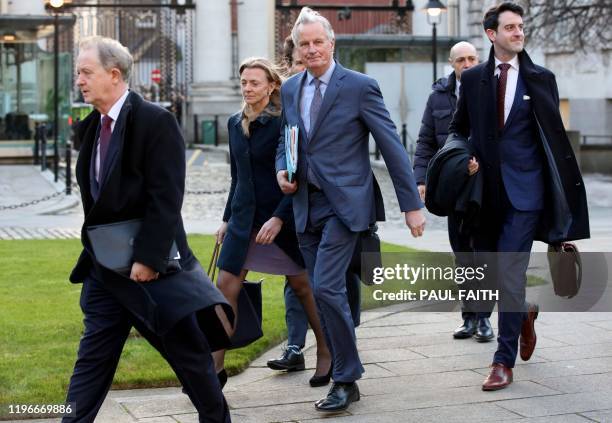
[482,363,513,391]
[520,303,539,361]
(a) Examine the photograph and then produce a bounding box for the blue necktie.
[307,78,322,188]
[309,78,322,135]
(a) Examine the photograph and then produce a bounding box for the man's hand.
[418,184,426,202]
[405,210,426,238]
[468,157,479,175]
[215,221,228,244]
[130,262,159,283]
[255,217,283,245]
[277,170,298,194]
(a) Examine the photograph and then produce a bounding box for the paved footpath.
[2,161,612,422]
[10,309,612,423]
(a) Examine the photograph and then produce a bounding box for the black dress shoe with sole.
[266,345,305,371]
[309,363,333,387]
[474,317,495,342]
[315,382,360,412]
[453,318,477,339]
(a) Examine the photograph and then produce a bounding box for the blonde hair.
[79,36,133,82]
[239,57,283,137]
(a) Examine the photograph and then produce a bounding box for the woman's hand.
[216,222,228,244]
[255,217,283,245]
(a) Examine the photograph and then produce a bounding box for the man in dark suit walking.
[449,2,589,390]
[64,36,232,422]
[276,7,425,412]
[413,41,496,342]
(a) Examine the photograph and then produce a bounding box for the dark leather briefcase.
[547,242,582,298]
[87,219,180,276]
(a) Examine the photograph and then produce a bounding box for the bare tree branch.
[522,0,612,51]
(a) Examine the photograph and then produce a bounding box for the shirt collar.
[306,60,336,87]
[102,89,129,122]
[494,55,519,72]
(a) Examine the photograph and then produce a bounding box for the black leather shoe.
[453,318,477,339]
[266,345,305,371]
[474,317,494,342]
[309,363,333,387]
[315,382,360,412]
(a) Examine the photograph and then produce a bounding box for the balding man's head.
[448,41,479,80]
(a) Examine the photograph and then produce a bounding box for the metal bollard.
[34,123,40,165]
[214,115,219,146]
[65,140,72,195]
[41,123,47,171]
[53,135,59,182]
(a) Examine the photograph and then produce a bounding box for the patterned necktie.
[98,115,113,181]
[309,78,322,135]
[497,63,511,130]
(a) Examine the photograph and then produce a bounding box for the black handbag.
[87,219,181,276]
[547,242,582,298]
[208,242,264,349]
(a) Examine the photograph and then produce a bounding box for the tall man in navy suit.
[276,7,425,412]
[449,2,589,391]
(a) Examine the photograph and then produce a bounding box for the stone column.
[237,0,275,63]
[466,0,486,57]
[189,0,241,144]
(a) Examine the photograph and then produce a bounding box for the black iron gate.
[67,2,194,113]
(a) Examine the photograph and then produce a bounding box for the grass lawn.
[0,235,545,417]
[0,236,291,418]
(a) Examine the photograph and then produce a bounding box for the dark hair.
[483,2,524,32]
[282,36,295,67]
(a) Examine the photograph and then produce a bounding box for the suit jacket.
[276,62,421,233]
[70,91,233,343]
[218,110,304,276]
[449,47,589,243]
[425,135,483,233]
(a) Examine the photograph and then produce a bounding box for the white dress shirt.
[494,55,519,125]
[95,89,129,181]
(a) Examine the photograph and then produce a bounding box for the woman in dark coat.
[213,57,331,386]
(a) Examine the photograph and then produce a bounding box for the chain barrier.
[185,189,228,195]
[0,184,223,211]
[0,182,80,212]
[0,191,64,211]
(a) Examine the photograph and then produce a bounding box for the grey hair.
[291,7,335,46]
[79,36,133,82]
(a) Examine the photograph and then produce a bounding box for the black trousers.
[62,275,230,423]
[448,214,493,320]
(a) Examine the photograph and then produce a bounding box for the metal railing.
[581,134,612,145]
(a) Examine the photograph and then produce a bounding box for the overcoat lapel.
[292,71,308,143]
[99,100,131,190]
